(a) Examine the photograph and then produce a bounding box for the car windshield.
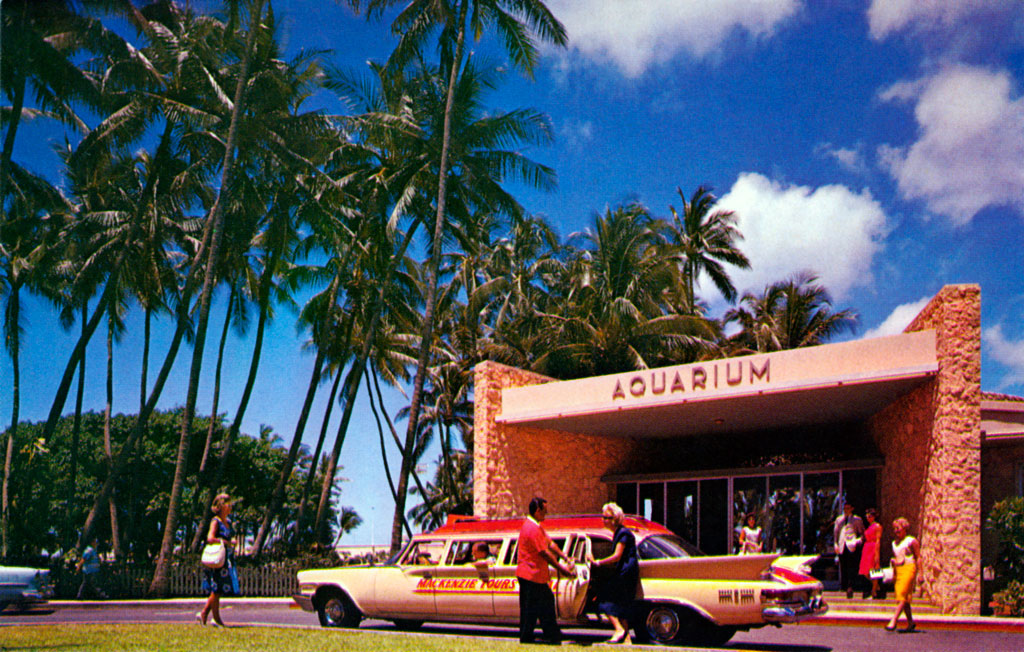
[637,534,703,559]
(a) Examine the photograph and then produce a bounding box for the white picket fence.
[100,564,299,598]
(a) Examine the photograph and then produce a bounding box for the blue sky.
[3,0,1024,545]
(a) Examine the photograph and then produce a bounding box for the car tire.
[638,604,731,646]
[316,589,361,628]
[391,619,424,630]
[639,604,685,644]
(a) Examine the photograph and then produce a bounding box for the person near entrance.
[516,497,576,645]
[885,517,920,632]
[833,501,864,599]
[859,508,883,598]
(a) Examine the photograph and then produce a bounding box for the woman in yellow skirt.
[885,517,920,632]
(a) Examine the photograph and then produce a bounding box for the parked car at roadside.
[0,565,55,612]
[294,514,827,646]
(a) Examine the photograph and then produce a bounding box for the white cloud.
[716,173,889,302]
[816,142,870,175]
[558,117,594,151]
[984,324,1024,390]
[862,297,931,340]
[546,0,800,77]
[877,65,1024,225]
[867,0,1021,40]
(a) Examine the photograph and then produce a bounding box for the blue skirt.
[202,556,240,596]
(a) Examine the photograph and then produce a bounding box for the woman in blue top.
[198,493,240,626]
[587,502,640,644]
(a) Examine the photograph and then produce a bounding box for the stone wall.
[473,361,638,519]
[870,284,981,614]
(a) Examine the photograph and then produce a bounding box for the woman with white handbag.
[198,493,240,626]
[885,517,920,633]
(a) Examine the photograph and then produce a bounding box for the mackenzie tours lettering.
[415,577,518,594]
[612,358,770,401]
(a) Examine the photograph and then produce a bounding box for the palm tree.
[725,272,858,352]
[0,0,132,219]
[151,0,271,595]
[666,186,751,308]
[0,167,69,558]
[350,0,567,554]
[408,450,473,531]
[332,506,364,548]
[190,37,347,554]
[533,203,719,379]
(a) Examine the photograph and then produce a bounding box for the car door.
[372,539,446,618]
[429,539,502,618]
[555,534,591,620]
[492,536,522,620]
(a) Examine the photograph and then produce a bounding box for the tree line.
[1,0,856,596]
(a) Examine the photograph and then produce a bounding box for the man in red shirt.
[516,497,576,644]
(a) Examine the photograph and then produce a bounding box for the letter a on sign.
[612,380,626,400]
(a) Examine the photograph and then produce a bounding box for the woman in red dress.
[859,508,882,598]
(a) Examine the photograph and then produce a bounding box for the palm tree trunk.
[0,16,26,222]
[150,0,266,596]
[252,343,328,554]
[1,284,20,558]
[76,296,191,552]
[141,308,151,414]
[294,358,345,536]
[367,367,398,503]
[252,272,341,554]
[190,247,279,553]
[314,224,419,542]
[391,0,470,554]
[67,303,87,549]
[312,361,361,545]
[199,285,235,475]
[40,273,121,445]
[104,318,122,559]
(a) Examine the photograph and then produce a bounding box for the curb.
[40,601,1024,634]
[807,611,1024,633]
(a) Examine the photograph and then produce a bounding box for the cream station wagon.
[294,514,827,646]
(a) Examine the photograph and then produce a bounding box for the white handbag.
[201,542,226,569]
[869,567,894,584]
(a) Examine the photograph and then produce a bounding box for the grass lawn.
[1,624,602,651]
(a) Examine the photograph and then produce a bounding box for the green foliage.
[1,410,344,561]
[991,580,1024,617]
[987,496,1024,586]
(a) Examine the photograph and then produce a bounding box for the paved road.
[4,600,1023,651]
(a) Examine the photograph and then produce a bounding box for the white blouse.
[892,535,917,563]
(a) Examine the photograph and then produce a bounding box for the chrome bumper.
[292,593,315,612]
[762,595,828,622]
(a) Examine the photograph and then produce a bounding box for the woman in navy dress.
[198,493,240,626]
[587,502,640,644]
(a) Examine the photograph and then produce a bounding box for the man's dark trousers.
[839,547,860,595]
[518,578,562,644]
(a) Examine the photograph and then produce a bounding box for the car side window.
[446,540,501,566]
[510,536,566,565]
[400,539,447,566]
[590,535,615,560]
[503,539,518,566]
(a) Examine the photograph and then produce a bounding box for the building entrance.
[615,466,878,557]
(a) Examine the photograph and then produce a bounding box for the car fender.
[636,596,717,624]
[297,568,373,615]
